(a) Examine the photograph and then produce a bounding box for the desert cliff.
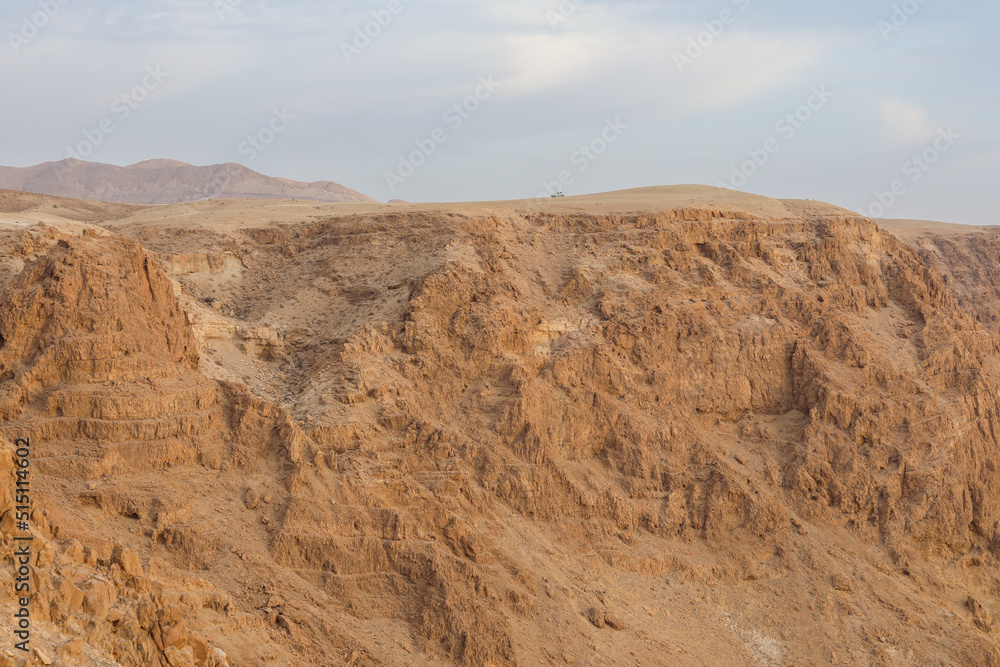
[0,187,998,665]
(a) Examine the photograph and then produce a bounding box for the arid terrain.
[1,185,1000,666]
[0,160,373,206]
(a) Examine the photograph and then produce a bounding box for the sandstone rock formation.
[0,187,999,665]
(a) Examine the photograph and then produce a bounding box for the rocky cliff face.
[0,192,999,665]
[0,159,373,205]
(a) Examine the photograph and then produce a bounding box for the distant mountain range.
[0,159,373,205]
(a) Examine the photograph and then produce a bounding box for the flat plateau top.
[1,186,993,238]
[878,217,997,238]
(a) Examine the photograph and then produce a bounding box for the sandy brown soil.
[0,187,999,666]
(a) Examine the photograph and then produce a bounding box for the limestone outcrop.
[1,190,1000,665]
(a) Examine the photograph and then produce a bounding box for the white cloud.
[876,99,936,144]
[497,33,610,96]
[666,32,836,114]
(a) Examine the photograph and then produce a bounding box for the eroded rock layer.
[0,190,999,666]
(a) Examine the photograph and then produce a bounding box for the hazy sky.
[2,0,997,223]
